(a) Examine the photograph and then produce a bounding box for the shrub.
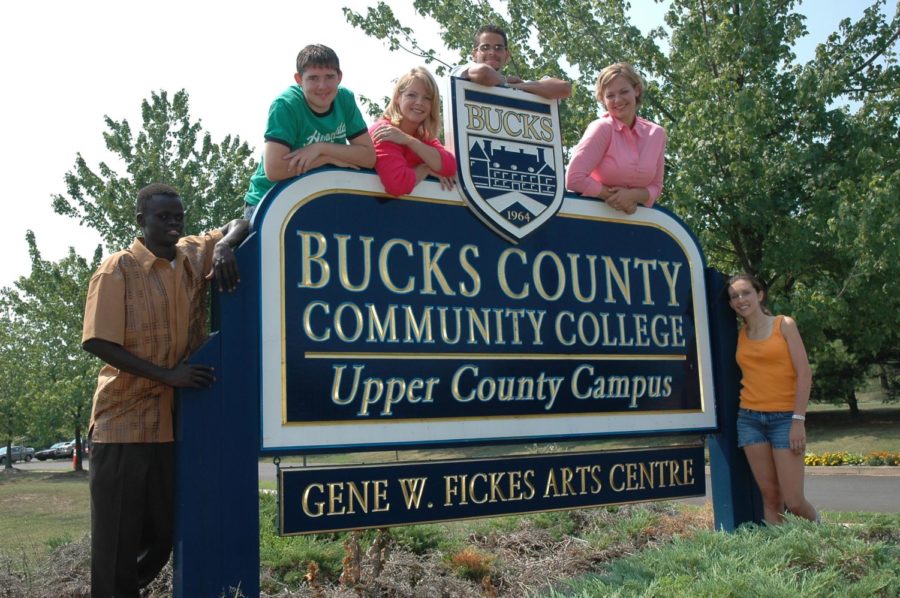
[865,451,900,466]
[45,534,73,552]
[391,524,452,555]
[804,451,900,466]
[447,547,494,582]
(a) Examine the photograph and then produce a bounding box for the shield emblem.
[446,76,565,242]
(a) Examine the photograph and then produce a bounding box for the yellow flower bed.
[804,451,900,466]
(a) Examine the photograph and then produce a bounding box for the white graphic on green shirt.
[307,122,347,145]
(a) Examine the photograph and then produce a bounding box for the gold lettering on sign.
[297,231,329,288]
[335,234,372,292]
[331,365,438,417]
[543,465,604,497]
[608,459,697,492]
[465,105,554,142]
[399,477,427,509]
[300,479,391,517]
[443,470,538,506]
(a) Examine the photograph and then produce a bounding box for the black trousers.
[90,442,175,598]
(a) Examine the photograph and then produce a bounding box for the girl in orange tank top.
[737,315,798,412]
[728,274,818,525]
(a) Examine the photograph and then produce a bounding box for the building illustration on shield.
[468,137,558,216]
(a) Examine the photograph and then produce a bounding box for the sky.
[0,0,881,290]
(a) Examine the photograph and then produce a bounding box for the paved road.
[13,459,899,513]
[805,474,899,513]
[679,470,900,513]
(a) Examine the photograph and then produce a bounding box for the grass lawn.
[0,470,90,562]
[547,510,899,598]
[806,390,900,454]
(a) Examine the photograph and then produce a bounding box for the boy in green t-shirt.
[243,44,376,217]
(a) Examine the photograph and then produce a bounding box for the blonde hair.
[382,67,442,141]
[595,62,644,108]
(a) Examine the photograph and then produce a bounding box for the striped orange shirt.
[82,231,223,443]
[736,315,798,412]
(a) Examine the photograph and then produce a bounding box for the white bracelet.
[791,414,806,421]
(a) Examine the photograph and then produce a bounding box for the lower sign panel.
[278,445,705,535]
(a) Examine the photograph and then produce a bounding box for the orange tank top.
[736,315,797,411]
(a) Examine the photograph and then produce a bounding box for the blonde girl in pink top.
[728,274,819,525]
[565,63,666,214]
[369,67,457,196]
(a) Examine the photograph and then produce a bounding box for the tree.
[786,3,900,409]
[0,305,30,469]
[344,0,900,411]
[2,233,102,470]
[52,89,257,250]
[660,1,899,410]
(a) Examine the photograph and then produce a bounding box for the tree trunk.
[74,425,83,472]
[846,390,860,416]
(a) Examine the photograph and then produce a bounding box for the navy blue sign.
[278,445,705,535]
[257,172,716,452]
[285,193,695,422]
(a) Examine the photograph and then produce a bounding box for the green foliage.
[551,513,900,597]
[389,523,452,554]
[51,89,257,252]
[529,509,585,540]
[610,505,659,538]
[805,451,900,466]
[258,492,346,584]
[1,235,101,457]
[878,364,900,403]
[0,307,30,454]
[343,0,900,409]
[44,534,73,552]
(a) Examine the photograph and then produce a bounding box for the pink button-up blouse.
[565,113,666,206]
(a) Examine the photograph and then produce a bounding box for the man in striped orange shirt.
[82,183,248,597]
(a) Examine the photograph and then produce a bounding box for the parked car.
[35,441,71,461]
[57,440,76,458]
[0,445,35,465]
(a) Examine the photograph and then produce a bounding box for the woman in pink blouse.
[565,63,667,214]
[369,67,457,196]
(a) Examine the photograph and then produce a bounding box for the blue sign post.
[705,269,764,529]
[175,242,262,597]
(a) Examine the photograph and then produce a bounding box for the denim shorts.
[736,408,794,449]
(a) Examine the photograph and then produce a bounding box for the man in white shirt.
[452,24,572,100]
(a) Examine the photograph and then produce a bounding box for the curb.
[802,466,900,477]
[704,465,900,477]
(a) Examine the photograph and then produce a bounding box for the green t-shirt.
[244,86,368,206]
